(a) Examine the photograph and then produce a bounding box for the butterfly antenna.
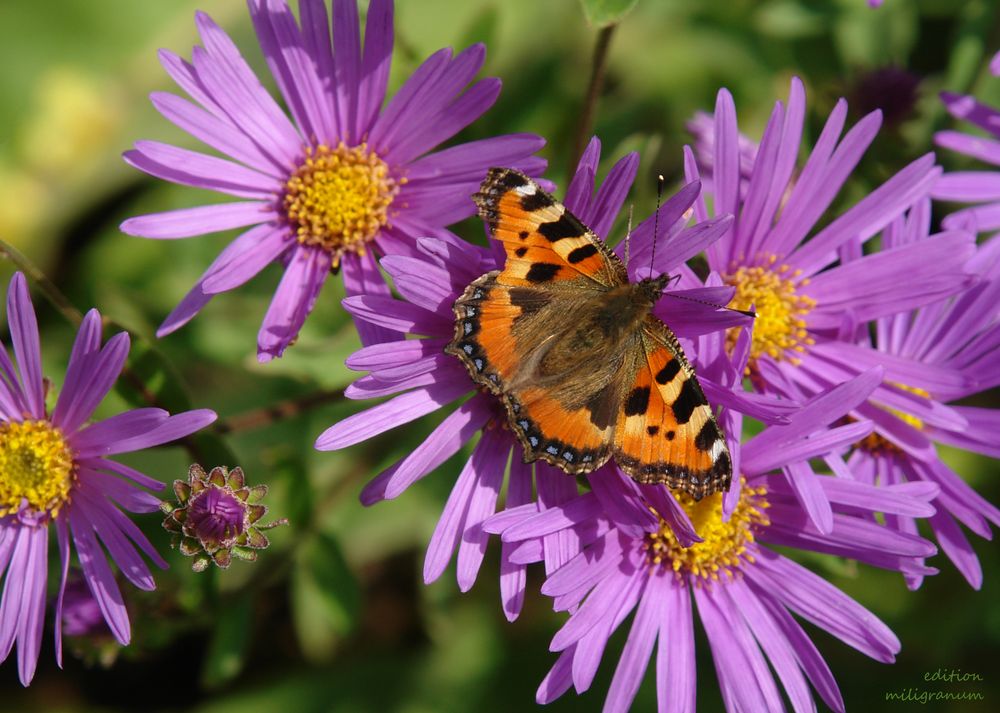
[624,204,634,268]
[662,290,756,318]
[649,174,665,279]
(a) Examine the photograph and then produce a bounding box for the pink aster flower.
[485,360,939,713]
[121,0,545,360]
[314,138,791,618]
[0,273,216,685]
[932,49,1000,238]
[685,78,978,532]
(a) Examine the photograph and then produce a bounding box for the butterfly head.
[634,273,671,307]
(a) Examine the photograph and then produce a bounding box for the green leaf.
[291,533,360,662]
[579,0,639,27]
[200,592,253,689]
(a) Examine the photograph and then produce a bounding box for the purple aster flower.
[932,49,1000,238]
[685,78,979,532]
[484,358,940,712]
[121,0,545,361]
[0,273,216,685]
[314,137,792,618]
[819,200,1000,589]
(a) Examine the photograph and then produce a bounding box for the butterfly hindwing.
[474,168,626,288]
[612,320,732,500]
[447,271,618,472]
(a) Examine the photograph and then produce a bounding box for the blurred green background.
[0,0,998,710]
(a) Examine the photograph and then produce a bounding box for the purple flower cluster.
[0,274,215,685]
[2,0,996,709]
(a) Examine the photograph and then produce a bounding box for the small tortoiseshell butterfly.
[445,168,732,500]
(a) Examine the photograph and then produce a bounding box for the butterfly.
[445,168,732,500]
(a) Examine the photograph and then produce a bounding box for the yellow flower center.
[282,142,401,269]
[724,256,816,369]
[0,420,75,517]
[644,481,770,581]
[856,383,931,455]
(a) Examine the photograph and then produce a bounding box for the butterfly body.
[446,168,731,500]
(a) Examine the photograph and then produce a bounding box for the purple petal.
[6,274,45,418]
[201,223,290,294]
[747,550,899,661]
[356,0,393,136]
[604,573,664,713]
[500,457,532,621]
[784,460,834,534]
[124,142,278,199]
[656,573,696,713]
[341,250,402,347]
[789,154,940,275]
[51,309,103,428]
[456,430,510,591]
[68,508,130,645]
[54,332,130,435]
[147,91,283,175]
[589,152,640,237]
[930,510,982,589]
[191,11,301,155]
[121,202,275,239]
[341,294,452,336]
[257,245,330,362]
[315,380,469,450]
[373,394,493,502]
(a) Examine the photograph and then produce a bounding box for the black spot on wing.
[672,378,707,424]
[567,244,599,264]
[538,214,586,242]
[585,383,617,431]
[646,426,659,436]
[509,288,550,316]
[525,263,561,283]
[665,430,675,440]
[521,191,554,212]
[514,247,527,257]
[519,231,530,240]
[695,419,720,452]
[623,386,651,417]
[656,359,681,385]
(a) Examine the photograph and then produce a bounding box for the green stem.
[567,23,617,177]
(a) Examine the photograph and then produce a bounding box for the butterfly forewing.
[474,168,626,288]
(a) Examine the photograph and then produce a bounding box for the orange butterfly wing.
[474,168,626,288]
[446,271,617,472]
[612,320,732,500]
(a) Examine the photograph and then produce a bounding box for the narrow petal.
[69,508,130,645]
[604,574,663,713]
[51,309,103,428]
[315,380,469,450]
[257,245,330,362]
[789,154,940,275]
[6,274,45,418]
[656,574,696,713]
[54,332,130,435]
[121,202,275,239]
[456,430,510,591]
[124,142,278,199]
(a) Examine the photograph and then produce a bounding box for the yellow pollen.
[0,420,75,517]
[644,480,770,582]
[724,259,816,370]
[282,142,400,268]
[856,383,931,455]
